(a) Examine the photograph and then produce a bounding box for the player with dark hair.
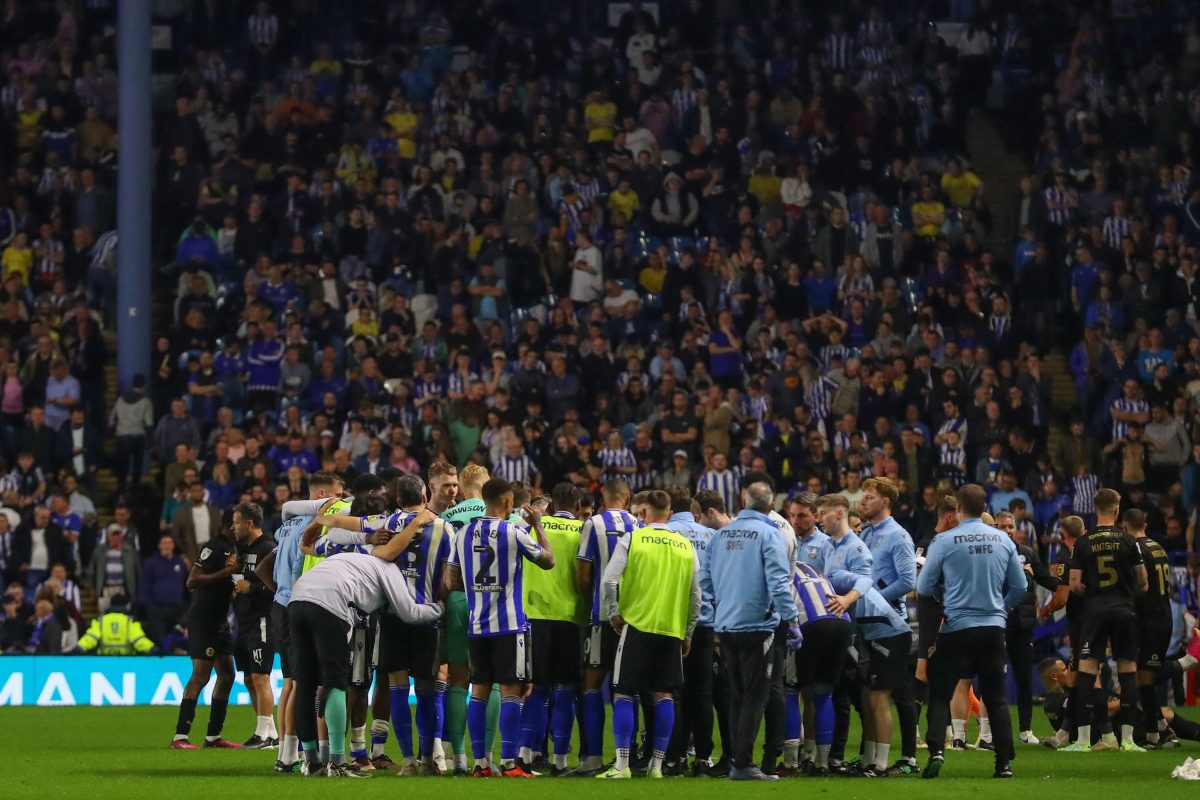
[575,479,639,775]
[1123,508,1173,747]
[444,477,555,777]
[1039,515,1087,748]
[994,509,1058,746]
[170,506,241,750]
[232,502,278,749]
[517,482,586,775]
[790,559,853,776]
[663,485,718,776]
[255,471,346,772]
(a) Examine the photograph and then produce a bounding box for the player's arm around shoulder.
[383,561,443,625]
[523,509,555,570]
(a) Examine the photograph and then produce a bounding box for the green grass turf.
[0,705,1192,798]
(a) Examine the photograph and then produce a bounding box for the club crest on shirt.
[200,547,212,561]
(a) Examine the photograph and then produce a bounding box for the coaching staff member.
[917,484,1026,779]
[702,480,799,782]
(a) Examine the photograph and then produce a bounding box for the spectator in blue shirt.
[138,534,188,644]
[803,260,838,316]
[1069,246,1100,313]
[987,470,1034,515]
[173,218,219,267]
[271,432,320,474]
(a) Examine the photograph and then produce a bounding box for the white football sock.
[951,719,966,740]
[874,742,890,770]
[370,719,389,757]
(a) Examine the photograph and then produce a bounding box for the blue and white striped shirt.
[445,370,479,397]
[598,446,636,483]
[450,517,542,637]
[820,343,849,370]
[1070,474,1100,515]
[823,32,855,70]
[577,508,638,624]
[413,377,444,403]
[628,466,659,492]
[741,394,771,424]
[1102,215,1131,250]
[696,469,739,515]
[808,374,838,420]
[360,511,453,605]
[939,443,967,487]
[792,562,850,627]
[1110,396,1148,440]
[494,454,538,484]
[1044,186,1075,226]
[937,415,968,446]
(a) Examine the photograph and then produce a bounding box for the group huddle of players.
[160,463,1200,779]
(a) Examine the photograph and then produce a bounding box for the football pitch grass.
[0,705,1192,798]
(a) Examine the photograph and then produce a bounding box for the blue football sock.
[814,692,834,745]
[582,689,604,759]
[499,695,522,762]
[652,697,674,756]
[785,687,802,740]
[467,695,488,763]
[416,689,438,759]
[613,696,635,751]
[434,679,447,740]
[519,686,550,755]
[390,683,413,759]
[551,685,576,756]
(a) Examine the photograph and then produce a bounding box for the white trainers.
[1019,731,1040,745]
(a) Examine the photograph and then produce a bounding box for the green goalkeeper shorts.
[444,590,470,664]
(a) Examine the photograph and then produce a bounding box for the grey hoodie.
[109,390,154,438]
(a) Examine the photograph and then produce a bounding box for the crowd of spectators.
[3,0,1200,654]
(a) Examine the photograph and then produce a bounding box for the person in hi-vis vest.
[597,489,701,780]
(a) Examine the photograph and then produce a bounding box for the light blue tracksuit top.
[823,530,874,584]
[272,514,311,606]
[667,511,715,627]
[916,517,1026,633]
[797,529,832,572]
[861,515,917,616]
[826,568,910,642]
[702,509,798,633]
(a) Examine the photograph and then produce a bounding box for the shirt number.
[1095,554,1118,588]
[474,543,497,586]
[1153,562,1171,595]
